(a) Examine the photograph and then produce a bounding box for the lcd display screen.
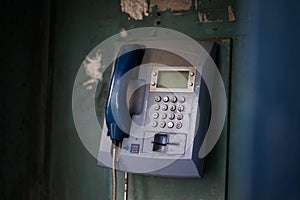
[157,71,189,88]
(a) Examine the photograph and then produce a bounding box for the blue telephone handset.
[105,44,145,142]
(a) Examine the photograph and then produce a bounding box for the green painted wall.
[4,1,300,200]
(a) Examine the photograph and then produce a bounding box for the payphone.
[97,41,217,178]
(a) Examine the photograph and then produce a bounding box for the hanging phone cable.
[124,172,128,200]
[112,141,118,200]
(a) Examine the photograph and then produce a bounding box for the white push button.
[161,113,167,119]
[167,122,174,128]
[176,122,182,129]
[160,121,166,128]
[163,96,169,102]
[170,105,176,111]
[151,121,158,127]
[171,96,177,103]
[179,96,185,103]
[177,114,183,120]
[162,104,168,111]
[153,112,159,119]
[169,113,175,120]
[154,96,161,102]
[178,105,184,112]
[153,104,160,110]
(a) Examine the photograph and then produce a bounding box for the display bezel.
[150,65,196,93]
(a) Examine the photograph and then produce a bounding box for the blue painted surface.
[248,0,300,199]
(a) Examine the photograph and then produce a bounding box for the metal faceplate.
[98,42,216,177]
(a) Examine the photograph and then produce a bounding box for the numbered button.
[178,105,184,112]
[170,105,176,111]
[151,121,158,127]
[153,112,159,119]
[179,96,185,103]
[171,96,177,103]
[153,104,160,110]
[169,113,175,120]
[160,121,166,128]
[155,96,161,102]
[161,113,167,119]
[162,104,168,111]
[177,114,183,120]
[163,96,169,102]
[167,122,174,128]
[176,122,182,129]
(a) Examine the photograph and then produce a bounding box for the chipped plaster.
[120,0,148,20]
[228,5,236,22]
[150,0,192,12]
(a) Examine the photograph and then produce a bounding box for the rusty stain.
[150,0,192,12]
[228,5,236,21]
[120,0,148,20]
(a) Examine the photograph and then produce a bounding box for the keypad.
[150,95,186,130]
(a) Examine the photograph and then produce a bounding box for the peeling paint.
[203,13,211,22]
[82,50,104,90]
[150,0,192,12]
[197,12,203,23]
[228,5,236,21]
[120,0,148,20]
[196,4,236,23]
[197,12,211,23]
[120,28,128,38]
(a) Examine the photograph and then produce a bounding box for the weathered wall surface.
[47,0,251,200]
